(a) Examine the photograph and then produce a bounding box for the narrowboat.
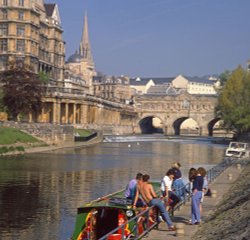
[71,182,161,240]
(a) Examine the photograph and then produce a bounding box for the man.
[125,172,144,207]
[133,174,175,230]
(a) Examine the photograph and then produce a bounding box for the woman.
[161,169,180,211]
[189,168,204,225]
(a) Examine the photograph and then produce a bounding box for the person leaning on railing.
[133,174,176,231]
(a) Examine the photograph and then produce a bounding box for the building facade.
[93,75,132,103]
[0,0,65,85]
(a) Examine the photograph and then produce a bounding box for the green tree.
[217,66,250,135]
[219,70,231,86]
[0,64,46,121]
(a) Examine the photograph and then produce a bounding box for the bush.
[0,146,9,154]
[8,146,15,152]
[15,146,25,152]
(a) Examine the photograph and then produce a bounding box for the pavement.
[144,164,243,240]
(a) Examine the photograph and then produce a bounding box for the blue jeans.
[148,198,173,227]
[191,191,202,224]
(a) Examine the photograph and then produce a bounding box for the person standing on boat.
[125,172,144,207]
[133,174,175,231]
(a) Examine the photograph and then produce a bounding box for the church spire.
[79,12,93,63]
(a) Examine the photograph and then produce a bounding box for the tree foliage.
[219,70,231,86]
[217,66,250,135]
[0,64,46,120]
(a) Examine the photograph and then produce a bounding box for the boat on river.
[71,182,161,240]
[225,142,249,158]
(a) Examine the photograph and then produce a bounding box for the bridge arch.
[138,115,164,134]
[208,118,222,136]
[173,117,199,135]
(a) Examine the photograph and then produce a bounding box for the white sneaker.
[158,216,164,222]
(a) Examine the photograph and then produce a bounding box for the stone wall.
[82,124,134,135]
[1,121,74,145]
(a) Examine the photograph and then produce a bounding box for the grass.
[74,129,93,137]
[0,127,39,145]
[0,145,25,154]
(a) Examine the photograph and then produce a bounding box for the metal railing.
[97,158,242,240]
[99,205,159,240]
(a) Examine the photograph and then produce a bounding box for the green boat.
[71,182,161,240]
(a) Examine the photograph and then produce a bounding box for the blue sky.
[46,0,250,77]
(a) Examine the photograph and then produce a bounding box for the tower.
[79,13,93,64]
[66,12,96,94]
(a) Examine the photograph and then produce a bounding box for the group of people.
[124,162,208,230]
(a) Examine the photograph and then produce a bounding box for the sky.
[46,0,250,78]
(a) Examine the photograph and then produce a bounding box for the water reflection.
[0,140,225,239]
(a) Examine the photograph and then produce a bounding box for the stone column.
[28,112,33,123]
[164,125,175,135]
[199,126,209,136]
[53,101,57,124]
[53,101,61,124]
[73,104,76,125]
[80,104,88,124]
[65,103,69,124]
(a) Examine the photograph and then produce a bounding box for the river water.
[0,136,226,240]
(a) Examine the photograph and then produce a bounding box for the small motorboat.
[225,142,249,158]
[71,182,161,240]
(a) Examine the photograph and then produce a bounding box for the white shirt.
[161,175,172,192]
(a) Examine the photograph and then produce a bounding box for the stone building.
[93,75,132,103]
[130,77,156,95]
[172,75,217,95]
[131,75,218,96]
[0,0,65,85]
[65,13,96,95]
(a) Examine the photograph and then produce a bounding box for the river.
[0,136,226,240]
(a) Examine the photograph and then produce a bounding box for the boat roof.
[77,181,161,210]
[228,142,248,147]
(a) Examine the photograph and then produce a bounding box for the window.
[16,39,25,52]
[17,24,25,36]
[18,11,24,20]
[3,0,8,6]
[30,57,38,72]
[0,23,8,35]
[19,0,24,6]
[1,9,7,20]
[0,56,7,69]
[0,39,7,52]
[16,56,25,67]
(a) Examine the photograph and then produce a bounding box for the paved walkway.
[144,164,243,239]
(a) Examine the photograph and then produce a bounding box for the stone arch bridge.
[133,93,220,136]
[21,87,221,137]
